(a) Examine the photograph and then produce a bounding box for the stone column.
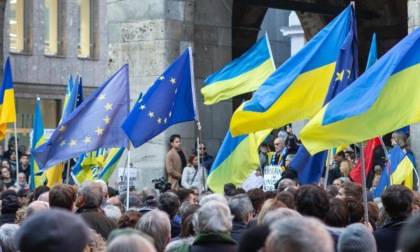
[107,0,233,190]
[407,0,420,188]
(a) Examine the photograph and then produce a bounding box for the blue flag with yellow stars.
[33,65,130,169]
[122,48,197,148]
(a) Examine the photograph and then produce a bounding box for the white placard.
[263,165,282,191]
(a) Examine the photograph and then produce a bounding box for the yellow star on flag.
[140,105,146,110]
[95,127,104,136]
[157,118,162,124]
[98,94,106,101]
[83,136,91,144]
[169,111,172,117]
[164,118,167,124]
[335,70,344,81]
[175,88,177,94]
[148,111,154,118]
[104,103,113,111]
[60,140,66,147]
[347,70,351,79]
[103,115,111,124]
[69,139,77,147]
[159,76,165,81]
[170,78,176,84]
[59,125,66,132]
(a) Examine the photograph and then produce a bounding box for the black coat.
[180,232,237,252]
[373,218,407,252]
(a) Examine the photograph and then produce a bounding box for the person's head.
[391,131,408,148]
[333,178,343,188]
[33,185,50,202]
[107,232,156,252]
[199,193,228,206]
[324,198,349,227]
[104,205,122,222]
[17,188,30,205]
[411,191,420,214]
[337,182,363,202]
[38,191,49,202]
[16,209,89,252]
[1,160,9,168]
[48,183,77,211]
[247,188,265,214]
[1,190,21,214]
[135,210,171,252]
[228,194,254,223]
[1,167,10,179]
[265,216,334,252]
[274,138,285,153]
[169,134,182,150]
[398,213,420,252]
[25,201,50,218]
[76,181,102,209]
[259,142,269,153]
[20,153,30,166]
[0,224,20,252]
[334,151,345,163]
[17,172,27,186]
[7,137,18,149]
[198,142,207,156]
[193,201,233,234]
[337,223,377,252]
[339,160,353,178]
[258,198,287,224]
[85,229,106,252]
[9,151,16,161]
[326,185,339,199]
[177,188,196,204]
[94,179,108,200]
[284,154,295,168]
[381,185,413,220]
[275,191,295,209]
[295,185,330,221]
[223,183,236,196]
[187,155,198,168]
[261,208,302,226]
[157,192,180,219]
[107,196,124,213]
[118,210,142,229]
[278,178,294,192]
[343,198,364,224]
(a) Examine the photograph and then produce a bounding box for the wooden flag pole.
[13,122,19,183]
[359,141,369,225]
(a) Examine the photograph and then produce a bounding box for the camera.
[152,177,172,192]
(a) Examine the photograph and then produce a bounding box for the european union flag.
[33,65,130,169]
[121,48,197,148]
[290,5,358,184]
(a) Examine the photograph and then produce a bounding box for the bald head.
[274,138,285,152]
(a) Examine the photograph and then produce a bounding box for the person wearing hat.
[0,190,21,226]
[338,223,377,252]
[16,209,90,252]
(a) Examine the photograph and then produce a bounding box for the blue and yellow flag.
[30,98,46,190]
[0,57,16,139]
[121,48,197,148]
[300,27,420,155]
[201,34,275,105]
[76,75,84,107]
[99,148,125,182]
[374,145,414,197]
[206,128,271,194]
[365,33,377,71]
[289,5,358,184]
[230,6,353,136]
[33,65,130,169]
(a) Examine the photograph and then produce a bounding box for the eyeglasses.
[199,148,206,150]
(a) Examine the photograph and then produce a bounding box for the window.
[78,0,98,59]
[9,0,31,53]
[45,0,64,55]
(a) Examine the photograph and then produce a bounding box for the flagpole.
[359,141,369,225]
[13,122,19,183]
[126,150,131,210]
[323,149,331,189]
[66,160,71,184]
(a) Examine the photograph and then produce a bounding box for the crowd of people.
[0,129,417,251]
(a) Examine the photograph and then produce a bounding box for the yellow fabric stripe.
[201,59,275,105]
[231,63,335,136]
[301,64,420,155]
[391,156,414,189]
[0,89,16,123]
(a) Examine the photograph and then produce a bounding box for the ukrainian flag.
[30,98,46,190]
[374,145,414,197]
[0,57,16,139]
[300,27,420,155]
[99,148,125,182]
[206,128,271,194]
[230,6,353,136]
[202,34,275,105]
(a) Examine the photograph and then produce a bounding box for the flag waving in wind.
[202,34,275,105]
[33,65,130,169]
[300,28,420,155]
[122,48,197,148]
[0,57,16,140]
[288,5,358,184]
[230,6,353,136]
[30,98,46,190]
